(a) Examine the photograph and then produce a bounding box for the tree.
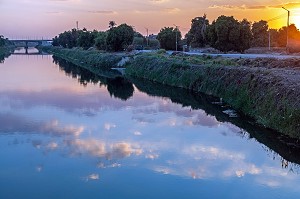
[109,21,117,29]
[0,35,5,47]
[186,14,209,47]
[207,15,251,53]
[238,19,252,53]
[106,23,134,51]
[251,20,269,47]
[157,27,182,50]
[95,31,107,50]
[77,30,96,49]
[55,29,79,48]
[275,24,300,47]
[269,28,279,47]
[134,31,144,38]
[52,36,60,46]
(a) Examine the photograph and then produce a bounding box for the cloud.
[87,10,116,14]
[45,11,63,14]
[104,123,116,131]
[107,142,143,159]
[145,153,159,160]
[85,173,100,181]
[67,139,106,157]
[0,113,84,137]
[133,131,142,136]
[46,142,59,150]
[209,2,300,10]
[66,139,142,160]
[149,0,169,4]
[163,7,180,14]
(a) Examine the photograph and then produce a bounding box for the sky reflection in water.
[0,53,300,199]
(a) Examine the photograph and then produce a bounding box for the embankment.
[42,47,125,78]
[126,53,300,138]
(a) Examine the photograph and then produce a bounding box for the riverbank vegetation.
[125,52,300,138]
[43,45,300,138]
[44,46,124,78]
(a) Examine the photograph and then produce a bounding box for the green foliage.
[156,49,166,54]
[77,30,97,49]
[48,47,123,72]
[0,35,5,47]
[251,20,268,47]
[52,28,79,48]
[126,54,300,137]
[207,16,251,53]
[239,19,252,52]
[134,31,144,38]
[106,24,135,52]
[157,27,182,50]
[94,31,107,50]
[148,39,160,49]
[186,14,209,47]
[133,37,145,47]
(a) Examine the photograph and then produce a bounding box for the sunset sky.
[1,0,300,39]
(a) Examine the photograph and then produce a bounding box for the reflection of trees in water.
[107,77,134,101]
[53,56,134,101]
[130,77,300,172]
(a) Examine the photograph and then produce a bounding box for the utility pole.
[282,7,290,49]
[76,21,79,30]
[173,24,179,51]
[268,30,271,50]
[145,27,149,46]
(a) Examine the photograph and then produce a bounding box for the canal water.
[1,48,300,199]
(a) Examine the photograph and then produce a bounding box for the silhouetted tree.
[238,19,252,53]
[106,23,134,51]
[207,15,251,53]
[251,20,268,47]
[186,14,209,47]
[157,27,182,50]
[109,21,117,29]
[0,35,5,47]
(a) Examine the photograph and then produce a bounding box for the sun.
[291,8,300,29]
[292,17,300,30]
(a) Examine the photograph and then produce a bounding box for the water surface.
[1,49,300,199]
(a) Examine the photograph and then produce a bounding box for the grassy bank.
[126,53,300,138]
[41,46,125,78]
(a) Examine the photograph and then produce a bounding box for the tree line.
[52,21,160,51]
[184,15,300,52]
[52,16,300,53]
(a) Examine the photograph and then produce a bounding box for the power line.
[267,13,286,22]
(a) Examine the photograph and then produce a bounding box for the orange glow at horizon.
[1,0,300,38]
